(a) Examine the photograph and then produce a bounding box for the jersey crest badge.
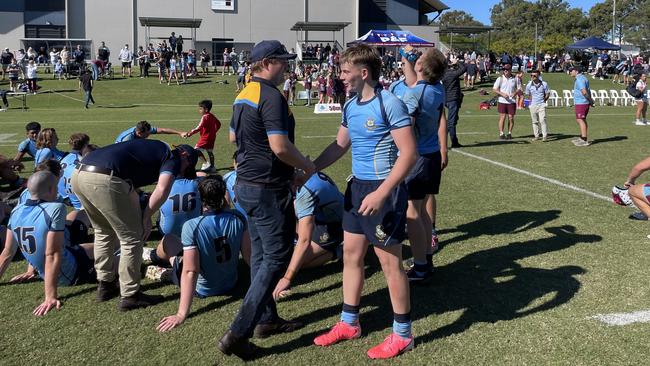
[365,118,376,131]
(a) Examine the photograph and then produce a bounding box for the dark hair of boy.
[82,144,98,157]
[199,99,213,112]
[35,159,62,178]
[69,133,90,151]
[26,121,41,132]
[135,120,152,134]
[199,175,227,212]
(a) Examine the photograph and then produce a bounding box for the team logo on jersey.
[365,118,377,131]
[375,225,387,241]
[319,232,330,244]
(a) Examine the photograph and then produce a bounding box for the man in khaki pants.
[72,140,199,311]
[525,69,550,141]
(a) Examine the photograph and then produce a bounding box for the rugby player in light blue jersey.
[312,44,418,359]
[114,120,184,144]
[154,175,251,332]
[0,171,100,316]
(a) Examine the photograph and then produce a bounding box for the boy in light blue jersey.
[114,120,184,143]
[312,44,418,359]
[388,78,410,100]
[273,172,344,299]
[0,171,97,316]
[399,48,448,281]
[57,133,92,212]
[14,121,40,162]
[570,66,595,146]
[34,128,66,166]
[156,175,251,333]
[157,177,202,237]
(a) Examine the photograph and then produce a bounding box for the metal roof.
[420,0,450,13]
[290,22,351,32]
[437,25,498,34]
[139,17,202,28]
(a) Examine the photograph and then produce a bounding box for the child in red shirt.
[184,99,220,172]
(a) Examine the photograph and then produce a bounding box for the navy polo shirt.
[230,76,296,186]
[81,139,181,188]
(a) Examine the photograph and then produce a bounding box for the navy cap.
[251,40,296,62]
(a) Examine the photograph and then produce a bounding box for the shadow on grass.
[60,285,96,301]
[590,135,627,145]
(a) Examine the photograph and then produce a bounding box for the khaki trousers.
[529,103,548,138]
[72,169,143,297]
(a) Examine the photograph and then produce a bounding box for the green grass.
[0,71,648,365]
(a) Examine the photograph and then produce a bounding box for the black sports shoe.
[96,279,119,302]
[253,317,304,339]
[506,133,513,140]
[117,291,164,312]
[499,134,506,140]
[218,330,260,360]
[406,267,433,282]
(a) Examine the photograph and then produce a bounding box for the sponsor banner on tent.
[314,103,342,114]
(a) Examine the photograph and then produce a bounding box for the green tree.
[436,10,484,27]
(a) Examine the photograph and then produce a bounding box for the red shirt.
[188,112,221,149]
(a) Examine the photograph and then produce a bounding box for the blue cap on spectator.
[251,40,296,62]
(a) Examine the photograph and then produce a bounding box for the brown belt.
[77,164,113,176]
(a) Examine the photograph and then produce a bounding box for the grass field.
[0,70,648,365]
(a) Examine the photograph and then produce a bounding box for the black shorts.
[406,152,442,200]
[66,219,90,246]
[311,222,343,256]
[67,245,96,285]
[122,62,131,68]
[342,178,407,247]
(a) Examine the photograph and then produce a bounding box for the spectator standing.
[634,73,648,126]
[25,60,38,94]
[73,45,85,69]
[1,47,14,80]
[222,48,231,75]
[137,46,149,78]
[493,64,520,140]
[304,69,313,106]
[60,47,71,79]
[176,35,184,55]
[218,40,311,360]
[525,70,550,141]
[119,44,133,78]
[200,48,210,75]
[97,41,110,62]
[79,67,95,109]
[6,58,20,92]
[230,47,239,72]
[169,32,177,54]
[441,58,466,148]
[570,66,594,146]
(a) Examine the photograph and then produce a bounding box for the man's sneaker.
[406,267,432,282]
[431,234,440,254]
[96,279,119,302]
[142,247,154,264]
[117,291,164,312]
[367,333,414,359]
[253,317,303,339]
[630,211,649,221]
[635,120,647,126]
[314,321,362,346]
[499,134,506,140]
[506,133,513,140]
[145,265,172,282]
[572,139,591,147]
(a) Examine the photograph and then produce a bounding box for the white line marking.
[452,149,611,202]
[0,133,17,144]
[456,132,488,135]
[302,135,336,138]
[591,310,650,326]
[461,112,633,118]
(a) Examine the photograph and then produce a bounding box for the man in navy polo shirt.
[218,40,315,360]
[71,140,199,311]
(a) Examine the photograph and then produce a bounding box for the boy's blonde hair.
[340,44,382,81]
[36,128,58,149]
[419,48,447,84]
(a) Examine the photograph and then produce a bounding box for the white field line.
[591,311,650,326]
[0,133,17,144]
[452,149,611,202]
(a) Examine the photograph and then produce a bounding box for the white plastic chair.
[609,90,624,106]
[598,90,610,105]
[562,90,573,107]
[548,89,562,107]
[590,89,603,106]
[621,90,637,106]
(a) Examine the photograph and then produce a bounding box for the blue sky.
[438,0,602,25]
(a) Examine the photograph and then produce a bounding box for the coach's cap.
[251,40,296,62]
[502,64,512,70]
[174,144,200,179]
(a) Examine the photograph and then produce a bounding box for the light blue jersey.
[573,74,590,105]
[159,178,202,237]
[388,79,410,100]
[34,147,65,166]
[18,189,64,206]
[17,138,37,157]
[402,80,445,154]
[114,126,158,143]
[295,172,343,224]
[342,88,411,180]
[223,170,246,218]
[58,150,82,210]
[8,201,77,286]
[181,210,246,297]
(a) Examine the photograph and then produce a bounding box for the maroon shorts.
[497,102,516,116]
[575,104,590,119]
